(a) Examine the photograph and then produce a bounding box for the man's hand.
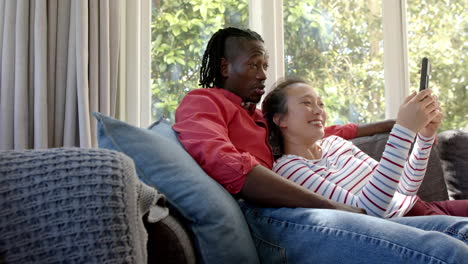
[240,165,367,215]
[327,200,367,214]
[355,119,396,138]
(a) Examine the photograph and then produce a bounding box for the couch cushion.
[437,130,468,200]
[93,113,259,264]
[351,133,448,202]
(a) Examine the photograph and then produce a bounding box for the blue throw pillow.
[93,113,259,264]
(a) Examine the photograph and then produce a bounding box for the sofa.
[1,112,466,263]
[93,113,468,263]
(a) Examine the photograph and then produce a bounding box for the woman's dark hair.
[262,78,308,159]
[199,27,263,88]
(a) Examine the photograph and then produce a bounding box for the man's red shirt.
[173,88,273,194]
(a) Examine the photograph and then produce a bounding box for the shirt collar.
[216,87,258,115]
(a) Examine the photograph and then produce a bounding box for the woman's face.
[276,83,327,144]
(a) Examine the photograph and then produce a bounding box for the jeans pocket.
[252,234,287,264]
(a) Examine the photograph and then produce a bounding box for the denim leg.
[389,215,468,244]
[239,201,468,264]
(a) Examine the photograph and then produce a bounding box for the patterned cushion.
[0,148,156,263]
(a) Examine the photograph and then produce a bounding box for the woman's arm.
[356,125,416,217]
[397,134,434,195]
[395,90,443,195]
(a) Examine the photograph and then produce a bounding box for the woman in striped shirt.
[262,78,467,218]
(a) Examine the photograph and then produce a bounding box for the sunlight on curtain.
[0,0,121,149]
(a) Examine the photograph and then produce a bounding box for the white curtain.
[0,0,121,150]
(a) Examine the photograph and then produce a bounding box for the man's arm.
[240,165,366,214]
[325,119,396,140]
[355,119,396,138]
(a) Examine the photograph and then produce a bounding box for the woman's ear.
[220,58,229,77]
[273,114,285,128]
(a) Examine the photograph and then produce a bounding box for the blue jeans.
[239,201,468,264]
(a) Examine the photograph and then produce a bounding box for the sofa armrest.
[0,147,163,263]
[146,211,196,264]
[351,133,448,202]
[437,130,468,200]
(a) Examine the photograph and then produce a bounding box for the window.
[407,0,467,130]
[151,0,248,122]
[150,0,466,130]
[284,0,384,125]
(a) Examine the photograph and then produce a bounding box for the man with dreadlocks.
[173,27,468,263]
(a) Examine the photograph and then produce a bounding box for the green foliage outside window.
[151,0,247,122]
[407,0,467,131]
[151,0,467,130]
[283,0,384,125]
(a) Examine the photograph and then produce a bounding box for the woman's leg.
[239,200,468,264]
[405,199,468,216]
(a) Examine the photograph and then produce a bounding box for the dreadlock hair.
[262,78,308,160]
[199,27,264,88]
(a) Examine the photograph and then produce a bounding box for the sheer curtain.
[0,0,124,150]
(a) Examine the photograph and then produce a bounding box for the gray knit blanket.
[0,148,168,263]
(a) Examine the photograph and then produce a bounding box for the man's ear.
[220,58,229,77]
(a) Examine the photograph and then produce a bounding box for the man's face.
[221,39,269,104]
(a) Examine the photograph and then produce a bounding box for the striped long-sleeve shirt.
[273,124,434,218]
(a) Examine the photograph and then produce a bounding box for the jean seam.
[251,232,287,264]
[445,228,468,243]
[262,215,451,264]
